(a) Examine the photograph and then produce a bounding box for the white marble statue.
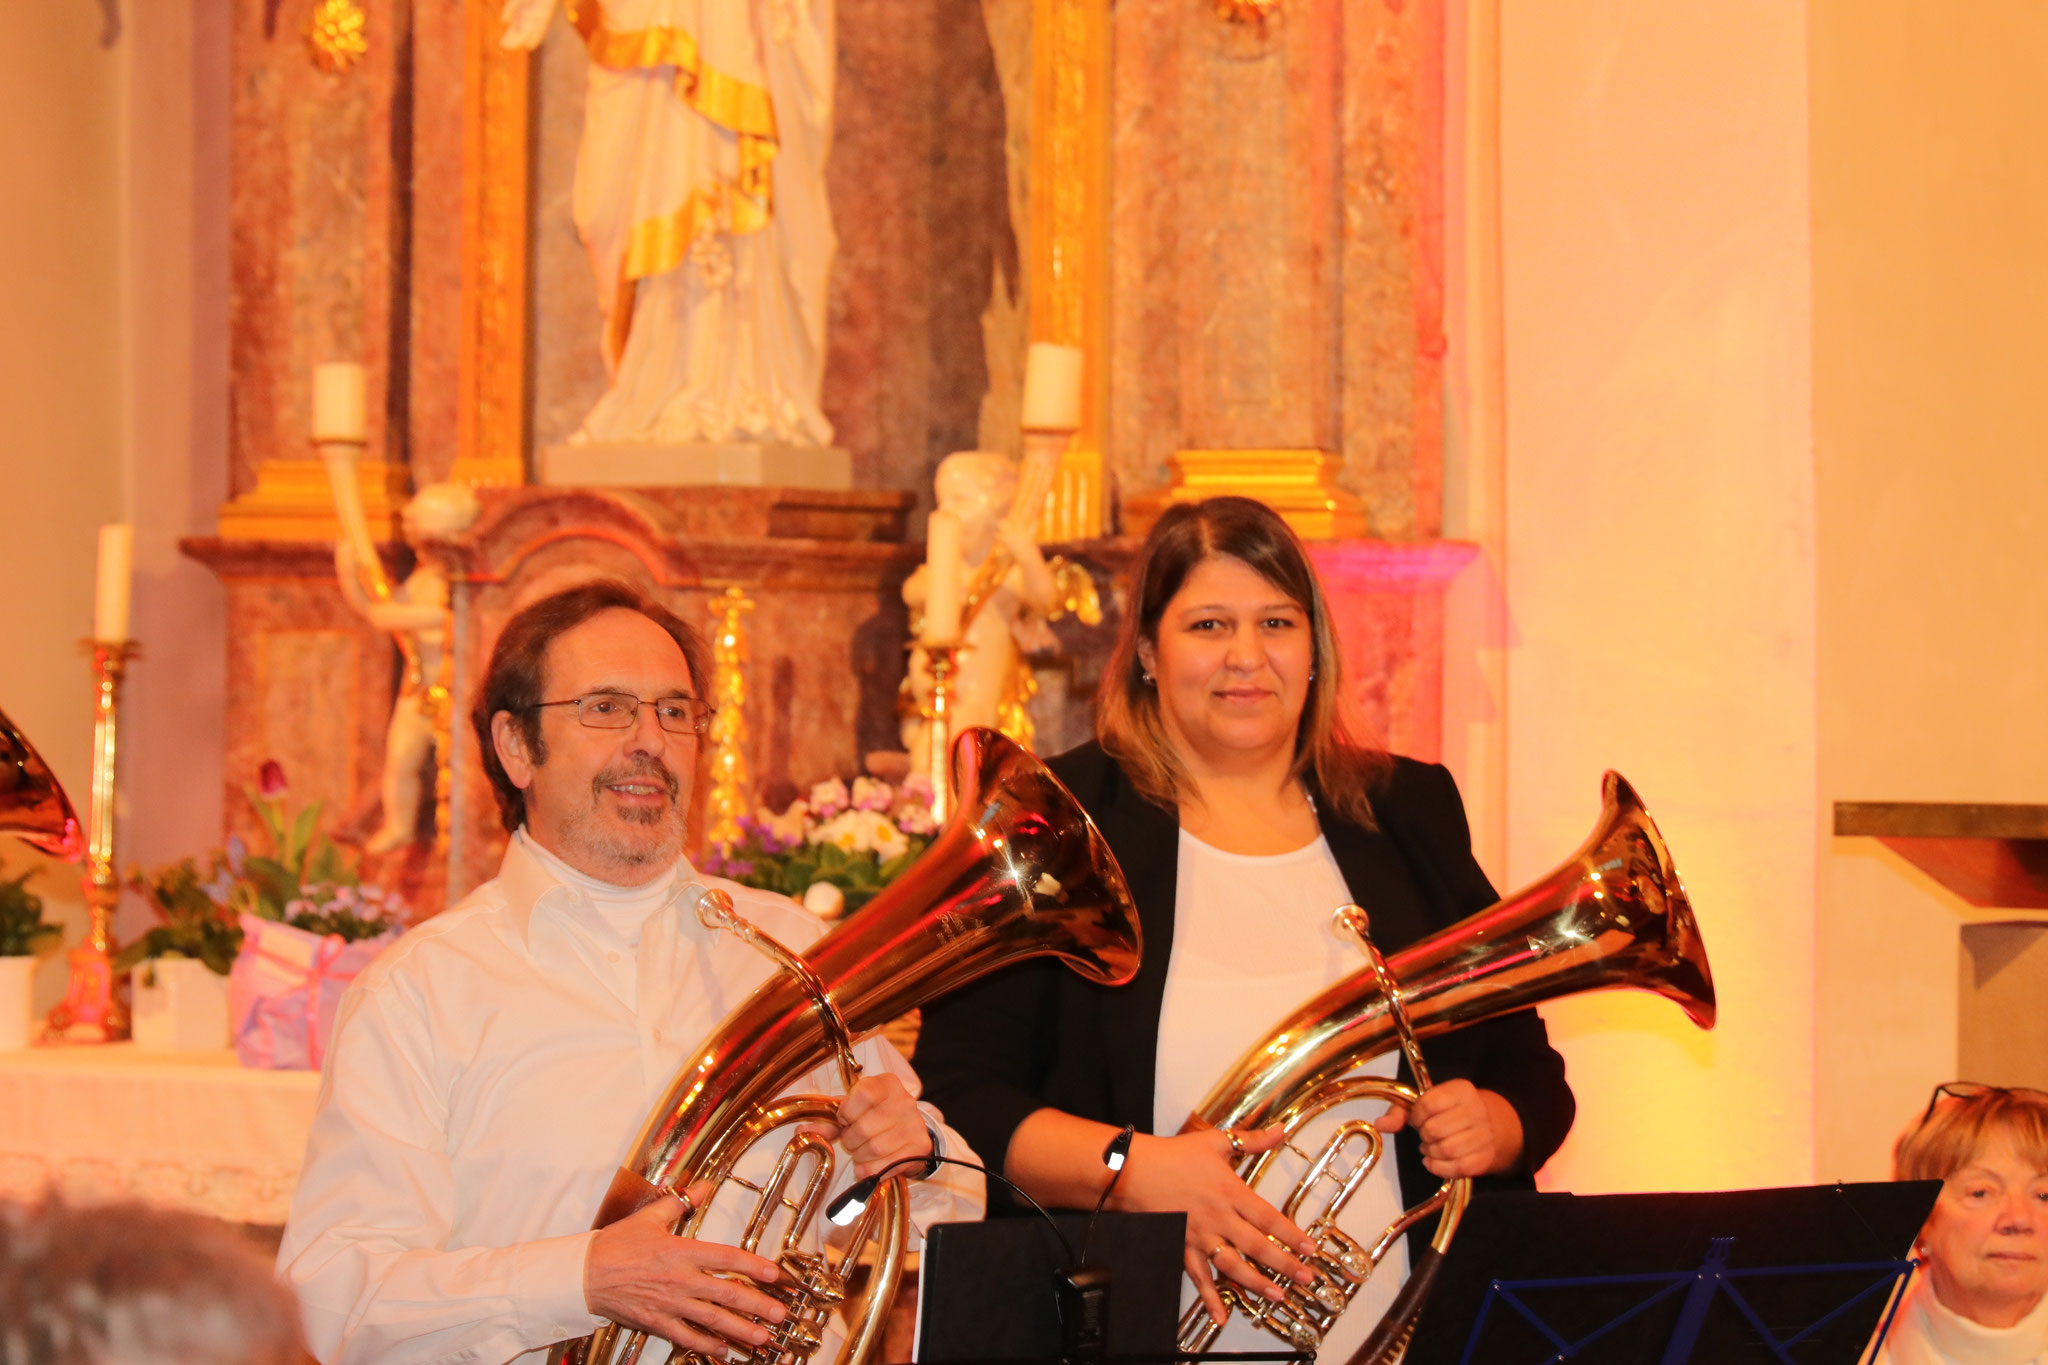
[334,483,482,853]
[900,452,1099,763]
[500,0,837,447]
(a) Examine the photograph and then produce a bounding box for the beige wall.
[1451,0,1819,1193]
[0,4,228,1011]
[1810,1,2048,1180]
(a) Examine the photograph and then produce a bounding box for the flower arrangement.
[116,761,406,977]
[705,775,939,917]
[0,859,60,958]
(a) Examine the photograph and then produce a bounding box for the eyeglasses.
[1921,1081,2048,1125]
[526,691,715,735]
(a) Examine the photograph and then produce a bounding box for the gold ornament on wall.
[307,0,368,74]
[703,587,755,850]
[1214,0,1280,26]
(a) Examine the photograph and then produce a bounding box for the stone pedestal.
[539,443,853,490]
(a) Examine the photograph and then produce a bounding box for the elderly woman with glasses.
[1876,1082,2048,1364]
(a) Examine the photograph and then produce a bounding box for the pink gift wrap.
[229,913,401,1070]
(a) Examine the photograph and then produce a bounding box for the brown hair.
[1895,1084,2048,1183]
[1097,496,1390,828]
[471,580,709,833]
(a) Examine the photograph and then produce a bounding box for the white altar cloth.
[0,1044,318,1224]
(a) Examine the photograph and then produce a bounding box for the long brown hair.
[1097,497,1389,827]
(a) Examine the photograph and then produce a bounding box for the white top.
[1153,829,1407,1364]
[277,831,984,1365]
[1876,1273,2048,1365]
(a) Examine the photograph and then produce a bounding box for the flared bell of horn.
[0,706,82,861]
[1198,768,1715,1145]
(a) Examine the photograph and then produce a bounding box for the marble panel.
[1106,0,1443,538]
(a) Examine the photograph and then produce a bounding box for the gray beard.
[553,757,688,883]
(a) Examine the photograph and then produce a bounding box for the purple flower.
[224,835,247,874]
[258,760,288,797]
[725,858,755,879]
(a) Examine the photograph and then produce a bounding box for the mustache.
[591,757,681,802]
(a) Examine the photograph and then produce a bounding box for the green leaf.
[288,801,322,875]
[241,856,299,916]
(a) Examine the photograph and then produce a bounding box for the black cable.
[827,1154,1080,1266]
[1078,1124,1135,1269]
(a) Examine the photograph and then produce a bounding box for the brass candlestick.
[46,639,138,1042]
[921,640,963,825]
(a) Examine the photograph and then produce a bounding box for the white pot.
[0,955,35,1050]
[131,956,232,1051]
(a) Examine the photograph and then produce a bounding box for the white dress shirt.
[1153,828,1405,1365]
[278,830,984,1365]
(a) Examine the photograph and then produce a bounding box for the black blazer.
[915,741,1575,1217]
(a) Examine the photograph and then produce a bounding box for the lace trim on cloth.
[0,1153,302,1225]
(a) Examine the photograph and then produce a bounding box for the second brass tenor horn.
[553,729,1141,1365]
[1178,771,1715,1365]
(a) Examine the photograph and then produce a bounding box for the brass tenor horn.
[1178,771,1715,1365]
[553,729,1142,1365]
[0,706,83,860]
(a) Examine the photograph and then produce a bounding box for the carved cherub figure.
[899,451,1099,765]
[334,482,481,853]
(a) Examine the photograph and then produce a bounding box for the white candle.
[1020,342,1084,432]
[924,510,963,641]
[93,523,133,642]
[311,362,368,443]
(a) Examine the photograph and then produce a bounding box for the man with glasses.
[279,580,982,1364]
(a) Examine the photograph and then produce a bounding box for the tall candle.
[93,523,133,642]
[924,510,963,641]
[1020,342,1084,432]
[311,362,368,443]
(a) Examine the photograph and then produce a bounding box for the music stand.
[1401,1182,1939,1365]
[916,1212,1187,1364]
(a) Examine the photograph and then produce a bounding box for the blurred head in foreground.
[1894,1082,2048,1332]
[0,1197,302,1364]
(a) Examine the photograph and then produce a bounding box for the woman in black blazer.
[916,496,1574,1344]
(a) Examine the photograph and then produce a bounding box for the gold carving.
[307,0,368,74]
[704,587,755,849]
[218,458,410,541]
[1214,0,1282,26]
[1029,0,1109,538]
[453,0,533,488]
[1122,449,1370,541]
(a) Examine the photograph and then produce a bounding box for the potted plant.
[118,857,242,1050]
[119,761,407,1056]
[0,860,61,1050]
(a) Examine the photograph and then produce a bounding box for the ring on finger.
[1220,1127,1247,1159]
[1213,1239,1232,1262]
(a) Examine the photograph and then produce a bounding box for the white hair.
[0,1197,302,1364]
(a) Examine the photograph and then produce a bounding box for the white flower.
[765,800,810,846]
[801,881,846,918]
[850,776,893,812]
[814,810,866,852]
[808,777,851,819]
[864,811,910,863]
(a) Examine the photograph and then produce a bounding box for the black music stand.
[917,1212,1190,1364]
[1401,1182,1939,1365]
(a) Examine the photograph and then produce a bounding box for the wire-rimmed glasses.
[525,691,715,735]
